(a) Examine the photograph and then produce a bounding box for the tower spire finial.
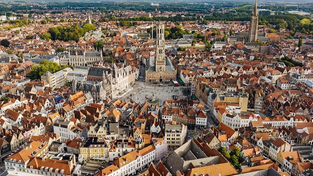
[254,0,258,16]
[88,13,91,24]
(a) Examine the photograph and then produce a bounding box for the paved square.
[121,82,184,104]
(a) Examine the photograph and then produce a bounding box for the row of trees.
[113,14,198,24]
[44,23,96,42]
[277,57,303,67]
[27,61,73,80]
[94,40,104,51]
[118,21,138,27]
[165,26,190,39]
[2,18,31,30]
[218,146,242,170]
[110,8,311,35]
[147,25,192,40]
[296,18,313,34]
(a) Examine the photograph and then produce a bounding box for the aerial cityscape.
[0,0,313,176]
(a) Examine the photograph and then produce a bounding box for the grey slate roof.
[87,67,112,78]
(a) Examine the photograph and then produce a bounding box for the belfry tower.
[249,0,258,42]
[155,22,166,72]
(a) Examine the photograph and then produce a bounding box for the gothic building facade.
[72,67,111,102]
[145,22,176,83]
[59,50,103,67]
[71,64,136,102]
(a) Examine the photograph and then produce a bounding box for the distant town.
[0,1,312,176]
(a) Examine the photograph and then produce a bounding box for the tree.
[0,96,9,103]
[164,30,170,39]
[222,35,228,41]
[47,24,96,42]
[65,82,72,87]
[177,47,186,51]
[258,41,264,46]
[56,47,66,53]
[205,42,212,51]
[82,23,96,32]
[229,30,234,36]
[109,32,116,37]
[28,61,72,80]
[94,40,104,51]
[230,146,241,158]
[287,21,295,31]
[0,39,10,47]
[300,18,311,25]
[102,28,108,35]
[6,50,13,54]
[231,155,241,170]
[106,56,115,63]
[219,146,243,170]
[26,35,33,39]
[48,27,60,40]
[42,32,51,40]
[219,147,230,160]
[298,37,303,48]
[276,19,287,29]
[268,29,276,33]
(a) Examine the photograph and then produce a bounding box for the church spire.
[248,0,259,42]
[254,0,258,16]
[88,14,91,24]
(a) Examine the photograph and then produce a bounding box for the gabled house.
[269,138,292,161]
[5,109,23,124]
[195,110,207,127]
[0,137,10,158]
[277,151,301,175]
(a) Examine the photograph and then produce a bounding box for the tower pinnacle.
[249,0,259,42]
[88,14,91,24]
[254,0,258,16]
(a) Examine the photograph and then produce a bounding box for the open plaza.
[120,81,185,104]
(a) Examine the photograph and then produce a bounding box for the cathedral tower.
[155,22,166,72]
[249,0,258,42]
